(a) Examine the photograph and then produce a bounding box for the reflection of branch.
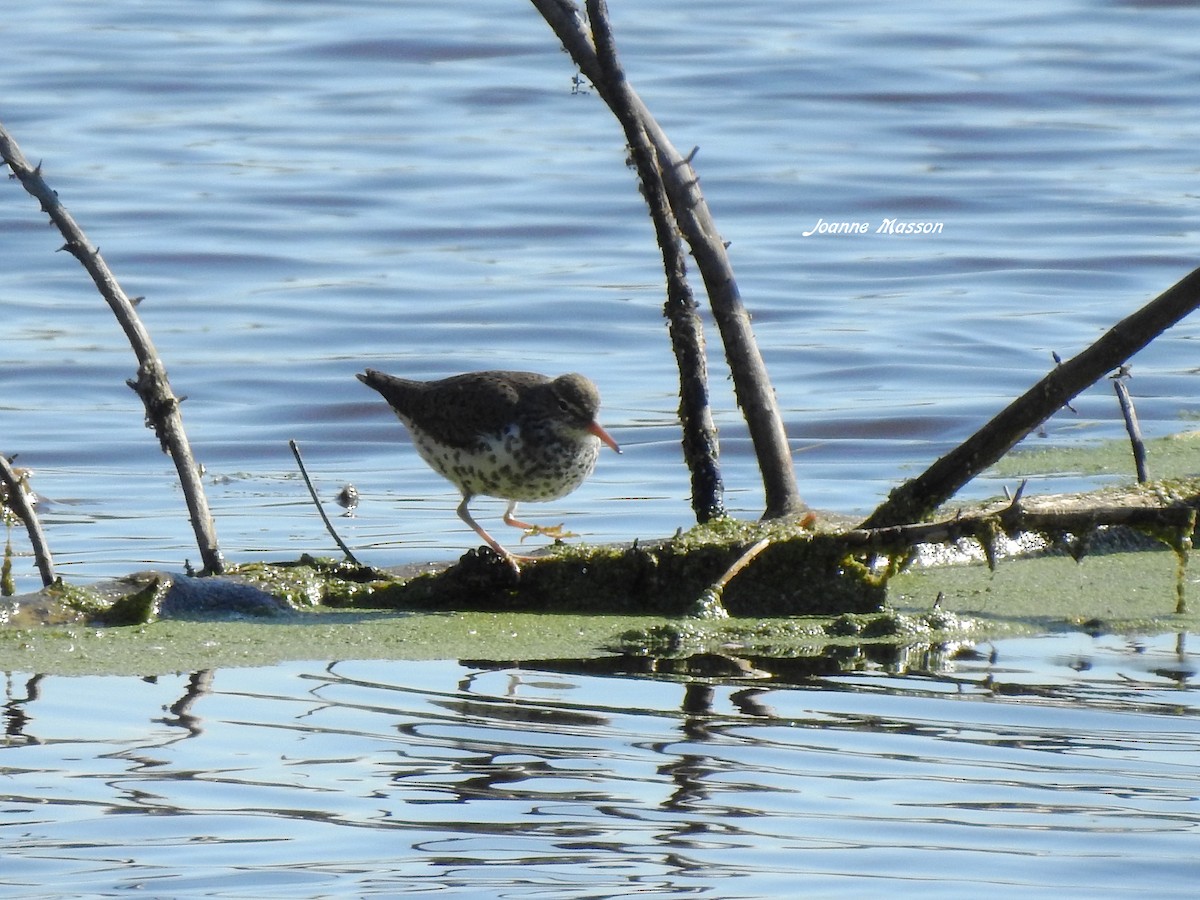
[3,673,45,744]
[158,670,214,737]
[532,0,804,519]
[862,267,1200,529]
[0,121,223,574]
[0,455,55,587]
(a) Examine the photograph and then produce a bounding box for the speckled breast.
[407,423,601,502]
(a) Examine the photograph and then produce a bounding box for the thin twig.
[0,455,56,587]
[714,537,771,592]
[1111,368,1148,483]
[289,440,362,565]
[689,536,771,618]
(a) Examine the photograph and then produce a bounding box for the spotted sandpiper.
[357,369,620,567]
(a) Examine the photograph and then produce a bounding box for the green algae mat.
[1,546,1193,678]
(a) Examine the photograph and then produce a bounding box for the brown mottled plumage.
[358,369,620,566]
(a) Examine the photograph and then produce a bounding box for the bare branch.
[532,0,804,518]
[861,266,1200,529]
[0,120,223,574]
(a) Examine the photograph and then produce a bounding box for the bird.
[357,369,620,567]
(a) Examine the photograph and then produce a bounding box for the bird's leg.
[502,501,536,531]
[503,500,575,542]
[457,495,523,571]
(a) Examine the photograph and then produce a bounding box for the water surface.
[4,0,1200,587]
[3,631,1197,898]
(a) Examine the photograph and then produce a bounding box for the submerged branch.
[0,120,223,575]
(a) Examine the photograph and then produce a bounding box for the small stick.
[289,440,361,565]
[0,455,56,587]
[714,537,771,592]
[1110,368,1148,483]
[691,536,772,617]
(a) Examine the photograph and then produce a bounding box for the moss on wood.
[354,518,886,616]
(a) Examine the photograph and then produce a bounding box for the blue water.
[4,2,1200,894]
[3,632,1198,898]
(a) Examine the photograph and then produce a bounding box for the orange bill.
[588,421,621,453]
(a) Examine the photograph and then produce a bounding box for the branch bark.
[0,120,224,574]
[852,498,1195,559]
[532,0,804,519]
[585,0,724,522]
[860,266,1200,530]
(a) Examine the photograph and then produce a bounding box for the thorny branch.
[0,120,223,575]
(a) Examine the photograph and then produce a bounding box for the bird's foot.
[518,522,578,543]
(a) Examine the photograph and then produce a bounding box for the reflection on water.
[3,632,1198,897]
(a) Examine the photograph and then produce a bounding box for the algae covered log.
[362,528,887,617]
[347,479,1200,618]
